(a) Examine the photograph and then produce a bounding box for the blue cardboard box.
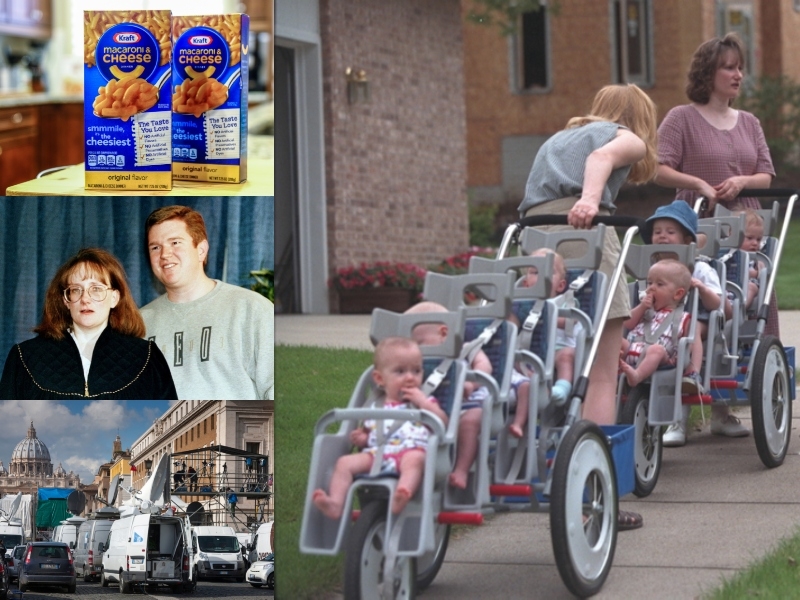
[84,10,173,190]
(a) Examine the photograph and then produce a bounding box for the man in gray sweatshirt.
[141,205,274,400]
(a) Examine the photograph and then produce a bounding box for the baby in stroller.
[619,259,695,387]
[312,337,449,519]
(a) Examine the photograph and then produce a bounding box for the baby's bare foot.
[508,423,524,438]
[448,470,468,489]
[619,361,643,388]
[312,489,343,520]
[392,486,413,514]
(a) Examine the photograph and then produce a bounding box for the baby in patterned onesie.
[619,259,694,388]
[312,337,449,519]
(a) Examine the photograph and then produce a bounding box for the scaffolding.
[168,445,271,533]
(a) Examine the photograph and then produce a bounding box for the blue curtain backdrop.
[0,197,274,356]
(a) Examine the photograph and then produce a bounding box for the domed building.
[0,422,79,495]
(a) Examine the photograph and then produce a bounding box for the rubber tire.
[750,335,792,468]
[119,570,131,594]
[619,384,663,498]
[67,582,77,593]
[100,569,109,587]
[343,500,416,600]
[415,523,450,591]
[83,570,92,583]
[266,572,274,589]
[18,581,26,593]
[550,420,618,598]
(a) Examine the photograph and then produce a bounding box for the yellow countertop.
[7,156,273,196]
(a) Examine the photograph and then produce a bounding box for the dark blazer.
[0,327,178,399]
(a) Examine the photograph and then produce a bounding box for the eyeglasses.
[63,285,111,304]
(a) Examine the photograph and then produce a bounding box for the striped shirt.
[519,121,630,216]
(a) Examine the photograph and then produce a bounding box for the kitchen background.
[0,0,272,191]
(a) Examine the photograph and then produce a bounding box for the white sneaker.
[663,421,686,447]
[710,414,750,437]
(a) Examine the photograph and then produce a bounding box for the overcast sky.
[0,400,174,486]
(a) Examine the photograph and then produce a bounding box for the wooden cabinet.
[0,0,51,38]
[0,102,83,192]
[0,106,39,193]
[238,0,272,33]
[38,103,84,172]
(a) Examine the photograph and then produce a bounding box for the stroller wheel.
[550,420,617,598]
[344,500,416,600]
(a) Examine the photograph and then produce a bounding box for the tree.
[465,0,559,36]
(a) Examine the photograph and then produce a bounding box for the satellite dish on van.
[148,456,169,503]
[107,475,120,505]
[6,493,21,517]
[137,455,170,505]
[186,502,205,526]
[67,490,86,515]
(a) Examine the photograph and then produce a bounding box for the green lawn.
[773,218,800,309]
[275,345,373,599]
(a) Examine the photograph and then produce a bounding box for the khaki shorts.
[524,197,630,320]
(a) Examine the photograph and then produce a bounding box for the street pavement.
[6,578,272,598]
[277,311,800,599]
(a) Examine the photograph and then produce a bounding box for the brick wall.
[320,0,469,279]
[461,0,791,199]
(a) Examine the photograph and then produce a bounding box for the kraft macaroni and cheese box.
[84,11,173,190]
[171,14,249,183]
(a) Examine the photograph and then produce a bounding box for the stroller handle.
[732,188,799,198]
[518,214,645,230]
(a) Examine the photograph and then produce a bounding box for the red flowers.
[330,262,428,293]
[329,248,497,293]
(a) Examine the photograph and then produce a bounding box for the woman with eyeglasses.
[0,248,177,399]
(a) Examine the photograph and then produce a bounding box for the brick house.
[463,0,800,207]
[276,0,800,314]
[276,0,469,314]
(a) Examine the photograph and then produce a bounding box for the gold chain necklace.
[16,342,152,398]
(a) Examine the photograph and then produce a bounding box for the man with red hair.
[141,205,274,400]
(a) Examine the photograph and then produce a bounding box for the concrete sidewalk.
[277,312,800,599]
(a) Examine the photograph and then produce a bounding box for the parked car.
[245,553,273,589]
[18,542,76,594]
[5,545,26,582]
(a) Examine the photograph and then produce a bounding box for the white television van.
[190,525,245,582]
[247,521,274,564]
[74,509,118,582]
[100,509,191,593]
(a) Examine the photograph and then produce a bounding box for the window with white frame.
[513,4,550,92]
[611,0,653,86]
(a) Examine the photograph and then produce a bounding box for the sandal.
[618,509,643,531]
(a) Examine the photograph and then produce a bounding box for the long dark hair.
[34,248,145,340]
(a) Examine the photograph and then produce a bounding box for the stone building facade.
[129,401,273,527]
[0,422,80,495]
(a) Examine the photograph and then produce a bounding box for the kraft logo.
[189,35,213,46]
[113,32,141,43]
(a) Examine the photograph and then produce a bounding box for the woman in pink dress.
[656,33,774,215]
[655,32,778,440]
